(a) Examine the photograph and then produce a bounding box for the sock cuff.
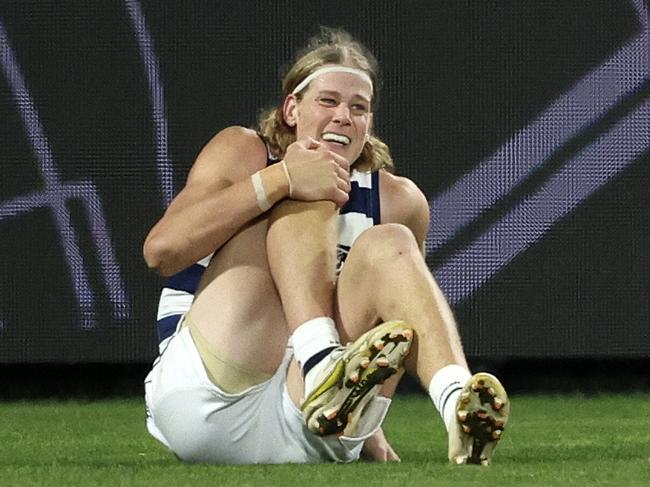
[428,364,471,429]
[291,317,340,369]
[302,346,337,375]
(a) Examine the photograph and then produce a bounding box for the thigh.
[334,223,422,341]
[185,315,273,393]
[190,219,290,376]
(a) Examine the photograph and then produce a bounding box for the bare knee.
[349,223,420,266]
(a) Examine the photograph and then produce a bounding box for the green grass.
[1,394,649,486]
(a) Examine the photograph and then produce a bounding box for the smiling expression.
[283,69,373,164]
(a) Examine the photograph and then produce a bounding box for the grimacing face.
[283,70,373,164]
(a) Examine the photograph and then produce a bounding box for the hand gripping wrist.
[251,162,293,211]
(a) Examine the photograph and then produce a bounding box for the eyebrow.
[317,90,371,105]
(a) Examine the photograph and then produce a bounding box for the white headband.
[291,66,373,95]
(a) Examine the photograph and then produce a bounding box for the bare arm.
[143,126,287,276]
[143,128,352,277]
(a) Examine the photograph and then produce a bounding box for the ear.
[282,94,299,127]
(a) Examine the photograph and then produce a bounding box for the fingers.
[337,169,351,194]
[338,155,350,173]
[285,137,352,206]
[322,149,350,172]
[337,164,350,184]
[332,188,349,208]
[386,446,401,462]
[292,139,349,171]
[359,435,401,463]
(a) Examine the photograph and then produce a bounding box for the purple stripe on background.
[427,0,649,252]
[62,182,131,319]
[0,24,59,181]
[0,191,50,217]
[435,97,650,305]
[0,21,96,327]
[0,181,130,320]
[124,0,174,207]
[0,21,130,324]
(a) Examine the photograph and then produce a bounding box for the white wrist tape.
[280,161,293,197]
[251,171,272,211]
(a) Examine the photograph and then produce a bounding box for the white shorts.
[144,326,391,464]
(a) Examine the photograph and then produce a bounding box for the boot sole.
[301,321,413,436]
[455,372,510,465]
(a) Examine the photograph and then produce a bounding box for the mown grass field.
[1,394,648,486]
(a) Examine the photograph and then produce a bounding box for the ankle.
[302,346,337,376]
[428,364,472,431]
[291,317,340,372]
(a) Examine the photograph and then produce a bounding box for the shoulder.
[197,126,267,170]
[379,170,430,245]
[188,126,267,184]
[379,170,429,218]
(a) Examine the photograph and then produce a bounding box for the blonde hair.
[257,27,394,172]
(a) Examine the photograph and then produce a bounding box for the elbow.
[143,234,179,277]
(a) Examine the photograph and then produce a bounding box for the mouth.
[321,132,351,146]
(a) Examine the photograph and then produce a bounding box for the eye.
[352,103,368,113]
[318,97,337,106]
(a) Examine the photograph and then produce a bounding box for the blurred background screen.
[1,0,648,364]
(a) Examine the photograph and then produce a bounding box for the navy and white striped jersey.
[155,152,381,344]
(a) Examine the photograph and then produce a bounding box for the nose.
[332,103,352,125]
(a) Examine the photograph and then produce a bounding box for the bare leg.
[267,200,411,451]
[266,199,338,330]
[329,223,508,465]
[286,222,467,425]
[334,223,468,386]
[268,207,508,464]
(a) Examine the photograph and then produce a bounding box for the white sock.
[428,364,472,432]
[291,317,340,371]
